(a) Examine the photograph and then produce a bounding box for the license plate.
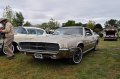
[34,53,43,59]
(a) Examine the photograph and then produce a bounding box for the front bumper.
[20,48,74,59]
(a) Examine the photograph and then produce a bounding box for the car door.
[84,28,95,50]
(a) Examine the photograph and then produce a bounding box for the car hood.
[26,35,83,43]
[22,35,83,48]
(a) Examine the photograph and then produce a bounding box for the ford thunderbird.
[18,26,99,64]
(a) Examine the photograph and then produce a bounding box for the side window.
[27,29,36,34]
[85,28,92,36]
[14,27,27,34]
[36,29,44,35]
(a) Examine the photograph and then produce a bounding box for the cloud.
[0,0,120,25]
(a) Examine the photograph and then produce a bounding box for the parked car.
[0,26,47,54]
[0,33,4,54]
[0,24,5,54]
[18,26,99,64]
[104,27,118,41]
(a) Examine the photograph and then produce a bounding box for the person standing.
[0,18,14,60]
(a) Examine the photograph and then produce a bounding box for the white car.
[13,26,48,52]
[0,26,47,54]
[0,34,4,53]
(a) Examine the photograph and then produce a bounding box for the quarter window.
[85,28,92,36]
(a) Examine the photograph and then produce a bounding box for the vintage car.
[0,26,47,54]
[0,24,5,54]
[13,26,48,52]
[18,26,99,64]
[104,27,118,41]
[0,33,4,53]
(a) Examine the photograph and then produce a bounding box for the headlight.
[59,42,68,48]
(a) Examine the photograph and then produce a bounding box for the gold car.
[18,26,99,64]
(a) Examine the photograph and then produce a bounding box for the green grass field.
[0,39,120,79]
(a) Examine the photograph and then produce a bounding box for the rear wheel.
[69,47,83,64]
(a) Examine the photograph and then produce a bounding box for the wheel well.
[12,41,18,46]
[77,43,84,50]
[96,40,99,44]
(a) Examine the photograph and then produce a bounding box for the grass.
[0,39,120,79]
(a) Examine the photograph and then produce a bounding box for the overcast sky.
[0,0,120,25]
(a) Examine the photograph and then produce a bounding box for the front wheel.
[13,45,20,52]
[69,47,83,64]
[3,45,14,54]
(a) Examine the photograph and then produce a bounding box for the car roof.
[16,26,44,30]
[60,26,83,29]
[24,27,40,29]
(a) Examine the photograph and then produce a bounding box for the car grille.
[19,42,60,51]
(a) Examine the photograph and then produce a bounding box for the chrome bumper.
[20,48,73,59]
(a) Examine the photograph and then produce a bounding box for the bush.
[99,33,103,38]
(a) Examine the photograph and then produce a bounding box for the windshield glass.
[14,27,27,34]
[53,28,83,35]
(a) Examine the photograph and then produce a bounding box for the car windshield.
[53,27,83,35]
[14,27,27,34]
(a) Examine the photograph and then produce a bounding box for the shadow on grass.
[25,50,99,67]
[26,58,73,67]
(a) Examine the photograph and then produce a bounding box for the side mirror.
[86,32,91,36]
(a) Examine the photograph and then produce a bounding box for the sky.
[0,0,120,26]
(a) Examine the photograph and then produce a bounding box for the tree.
[12,12,24,26]
[39,18,60,30]
[39,23,48,29]
[117,20,120,30]
[82,24,87,27]
[75,22,83,26]
[23,21,31,26]
[94,24,103,33]
[86,20,95,30]
[62,20,76,26]
[2,5,14,22]
[62,20,84,27]
[47,18,60,29]
[105,19,117,27]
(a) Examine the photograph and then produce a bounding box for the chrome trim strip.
[20,49,59,54]
[83,47,94,54]
[59,48,69,51]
